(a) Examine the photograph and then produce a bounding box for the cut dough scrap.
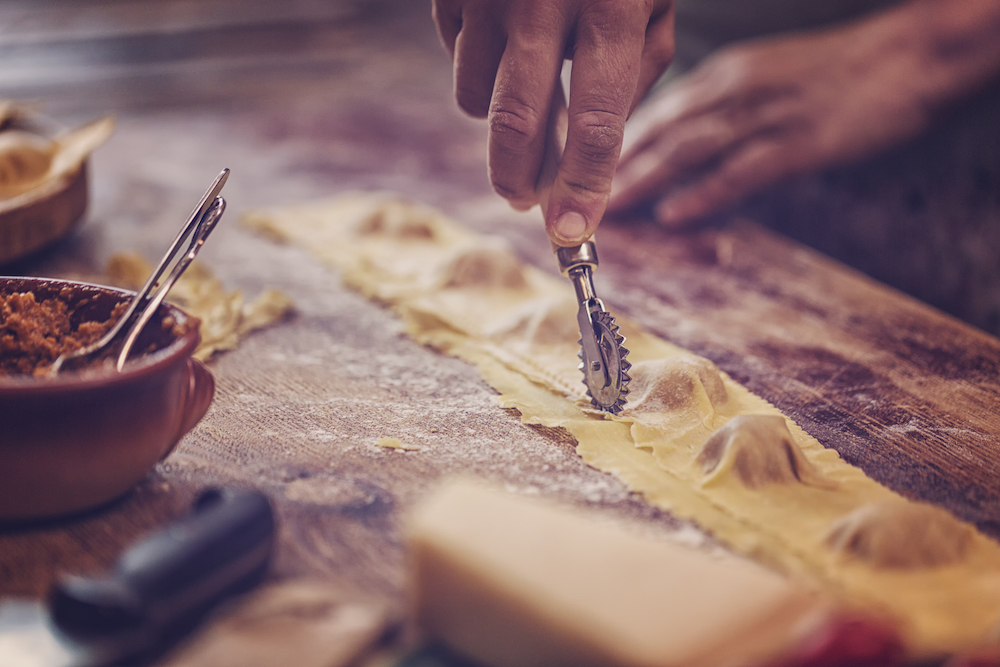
[0,130,55,196]
[376,437,420,451]
[825,500,974,569]
[245,192,1000,656]
[0,115,113,203]
[697,415,837,490]
[105,253,294,361]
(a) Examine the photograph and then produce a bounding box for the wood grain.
[0,2,997,651]
[596,221,1000,535]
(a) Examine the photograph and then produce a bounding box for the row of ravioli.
[339,195,977,572]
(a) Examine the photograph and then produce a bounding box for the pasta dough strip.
[244,193,1000,657]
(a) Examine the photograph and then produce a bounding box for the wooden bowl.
[0,105,107,267]
[0,277,215,520]
[0,164,89,266]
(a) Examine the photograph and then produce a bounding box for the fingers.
[434,0,506,118]
[610,116,736,214]
[653,138,798,228]
[431,0,462,57]
[610,67,808,219]
[452,6,507,117]
[631,7,676,114]
[625,49,756,142]
[545,3,649,245]
[621,79,718,156]
[488,5,567,212]
[436,0,677,238]
[610,60,737,216]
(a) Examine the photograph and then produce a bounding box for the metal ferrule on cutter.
[556,242,630,414]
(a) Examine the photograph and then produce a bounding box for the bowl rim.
[0,276,201,395]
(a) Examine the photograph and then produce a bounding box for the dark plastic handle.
[49,487,274,661]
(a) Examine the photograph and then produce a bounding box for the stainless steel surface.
[557,241,631,414]
[554,242,599,277]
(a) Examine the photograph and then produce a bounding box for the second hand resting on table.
[607,0,1000,229]
[432,0,676,246]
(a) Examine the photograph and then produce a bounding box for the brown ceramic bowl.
[0,277,215,520]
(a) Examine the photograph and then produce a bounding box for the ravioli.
[825,500,973,569]
[244,193,1000,657]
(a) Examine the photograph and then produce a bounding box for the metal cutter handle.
[557,241,605,367]
[536,81,629,413]
[556,243,603,310]
[556,241,630,413]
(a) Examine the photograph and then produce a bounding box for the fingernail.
[553,211,587,243]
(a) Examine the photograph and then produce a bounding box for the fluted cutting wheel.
[580,310,631,414]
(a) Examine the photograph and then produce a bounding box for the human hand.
[608,15,942,228]
[432,0,675,246]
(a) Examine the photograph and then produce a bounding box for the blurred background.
[0,0,419,112]
[2,0,999,335]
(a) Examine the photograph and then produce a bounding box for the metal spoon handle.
[115,196,226,371]
[95,169,229,353]
[49,169,229,375]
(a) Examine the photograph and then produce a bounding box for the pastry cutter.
[537,85,630,413]
[555,241,630,414]
[0,487,275,667]
[50,168,230,375]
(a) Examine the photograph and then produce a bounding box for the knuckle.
[507,17,554,47]
[571,108,625,165]
[488,95,543,151]
[560,110,626,197]
[578,0,649,41]
[584,0,644,23]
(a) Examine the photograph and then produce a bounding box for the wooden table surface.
[1,0,998,643]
